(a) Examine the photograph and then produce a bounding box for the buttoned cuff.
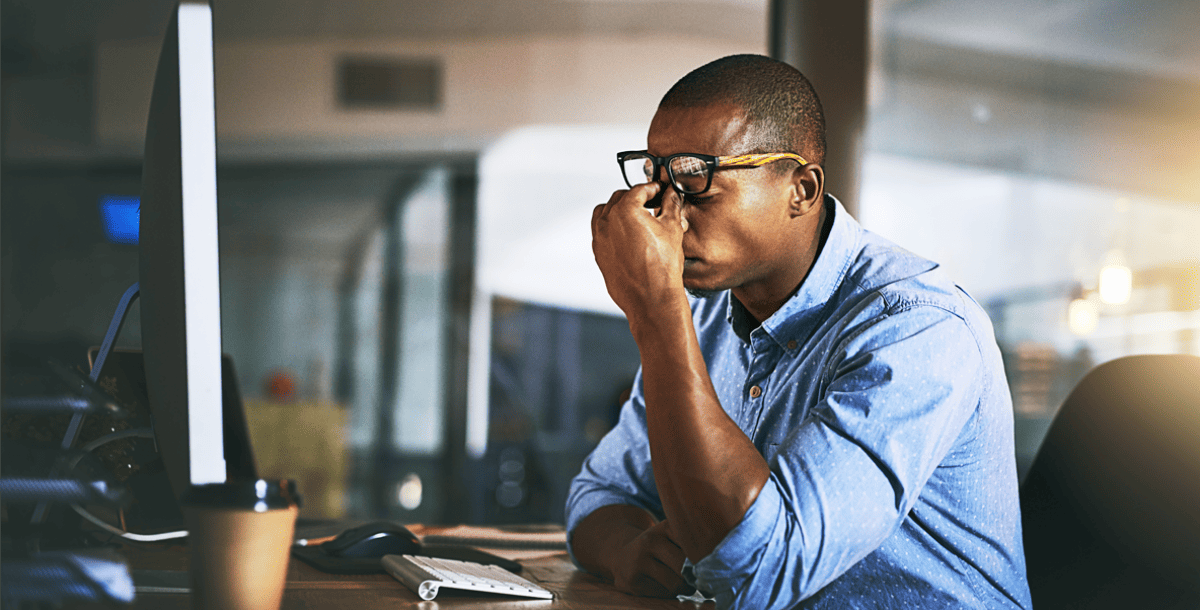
[693,476,784,608]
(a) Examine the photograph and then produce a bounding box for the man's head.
[644,55,828,309]
[659,54,826,169]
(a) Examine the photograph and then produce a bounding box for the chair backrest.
[1020,354,1200,608]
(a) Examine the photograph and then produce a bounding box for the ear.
[787,163,823,217]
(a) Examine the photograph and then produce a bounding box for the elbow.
[675,466,770,560]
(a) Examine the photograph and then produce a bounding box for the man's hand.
[572,505,693,599]
[607,520,693,598]
[591,182,689,319]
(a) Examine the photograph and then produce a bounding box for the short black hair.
[659,54,826,168]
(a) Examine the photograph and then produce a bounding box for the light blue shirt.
[566,196,1031,609]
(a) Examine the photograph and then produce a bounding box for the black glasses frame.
[616,151,719,196]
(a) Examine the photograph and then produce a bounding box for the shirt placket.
[741,331,778,434]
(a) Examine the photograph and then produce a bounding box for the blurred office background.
[2,0,1197,525]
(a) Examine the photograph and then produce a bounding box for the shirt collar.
[725,194,862,348]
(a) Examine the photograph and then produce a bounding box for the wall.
[95,34,762,157]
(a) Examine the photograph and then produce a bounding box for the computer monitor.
[139,0,256,502]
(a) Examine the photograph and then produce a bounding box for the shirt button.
[787,340,797,350]
[749,386,762,398]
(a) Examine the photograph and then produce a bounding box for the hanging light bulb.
[1098,250,1132,305]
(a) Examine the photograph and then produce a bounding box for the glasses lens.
[621,154,655,188]
[668,155,710,194]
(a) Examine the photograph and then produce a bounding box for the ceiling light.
[1067,297,1099,336]
[1098,250,1132,305]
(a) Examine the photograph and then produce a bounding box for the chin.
[682,266,726,299]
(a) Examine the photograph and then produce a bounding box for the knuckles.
[604,526,687,599]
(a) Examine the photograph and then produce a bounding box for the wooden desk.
[122,542,709,609]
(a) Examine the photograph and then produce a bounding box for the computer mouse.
[321,521,421,558]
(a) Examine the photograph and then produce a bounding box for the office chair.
[1020,354,1200,609]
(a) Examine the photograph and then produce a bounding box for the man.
[567,54,1031,609]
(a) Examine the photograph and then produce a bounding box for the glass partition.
[863,1,1200,476]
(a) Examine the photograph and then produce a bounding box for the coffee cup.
[182,479,301,610]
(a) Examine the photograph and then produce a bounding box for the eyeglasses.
[616,151,808,196]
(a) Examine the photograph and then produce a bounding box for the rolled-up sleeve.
[694,304,985,609]
[565,368,664,564]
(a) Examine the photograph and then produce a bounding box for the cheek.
[683,208,755,254]
[738,184,794,237]
[681,207,724,241]
[682,180,786,252]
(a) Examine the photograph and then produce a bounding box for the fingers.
[655,186,683,222]
[610,521,693,599]
[650,556,688,595]
[606,189,626,206]
[648,185,687,231]
[624,555,688,598]
[637,523,689,596]
[596,183,682,236]
[593,183,672,240]
[591,203,605,236]
[601,182,661,218]
[592,187,629,235]
[646,521,687,573]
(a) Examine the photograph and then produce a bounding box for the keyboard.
[382,554,553,601]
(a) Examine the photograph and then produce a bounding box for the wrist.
[626,291,693,347]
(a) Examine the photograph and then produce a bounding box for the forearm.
[629,294,770,561]
[590,182,768,563]
[571,504,658,578]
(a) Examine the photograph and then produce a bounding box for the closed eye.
[684,194,714,205]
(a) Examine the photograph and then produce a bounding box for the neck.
[731,197,829,325]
